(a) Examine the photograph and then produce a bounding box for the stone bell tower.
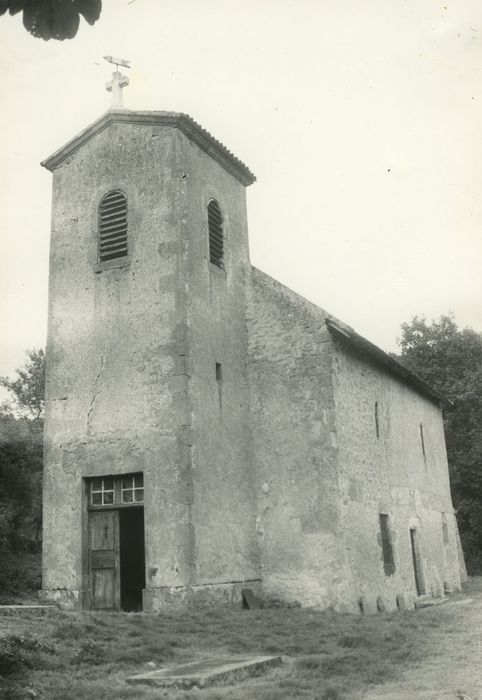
[41,65,258,610]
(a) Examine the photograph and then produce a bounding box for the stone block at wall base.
[359,595,377,615]
[143,580,262,611]
[39,588,83,610]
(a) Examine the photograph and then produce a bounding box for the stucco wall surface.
[43,122,197,600]
[246,269,353,609]
[181,135,259,588]
[42,114,463,613]
[331,338,462,611]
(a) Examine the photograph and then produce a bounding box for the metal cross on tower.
[104,55,131,109]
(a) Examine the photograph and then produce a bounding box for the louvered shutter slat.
[207,200,224,268]
[101,209,127,221]
[102,192,125,204]
[100,221,127,235]
[100,238,128,249]
[98,190,128,262]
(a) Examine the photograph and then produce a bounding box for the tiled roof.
[41,109,256,186]
[326,318,442,404]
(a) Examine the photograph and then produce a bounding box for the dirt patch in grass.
[1,579,481,699]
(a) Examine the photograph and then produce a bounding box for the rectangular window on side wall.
[442,514,449,544]
[379,514,395,576]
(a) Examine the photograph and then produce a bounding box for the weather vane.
[104,55,131,109]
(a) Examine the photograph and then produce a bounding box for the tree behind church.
[397,315,482,574]
[0,349,44,601]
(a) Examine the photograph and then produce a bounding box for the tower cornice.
[41,109,256,186]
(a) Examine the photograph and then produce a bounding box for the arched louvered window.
[98,190,128,262]
[207,199,224,268]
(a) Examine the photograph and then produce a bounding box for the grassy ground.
[1,579,481,700]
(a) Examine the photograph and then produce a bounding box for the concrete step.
[414,595,448,609]
[126,655,282,689]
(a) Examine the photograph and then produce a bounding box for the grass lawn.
[1,579,481,699]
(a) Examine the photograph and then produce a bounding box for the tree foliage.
[0,349,45,600]
[397,314,482,573]
[0,0,101,40]
[1,348,45,421]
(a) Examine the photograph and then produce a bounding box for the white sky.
[1,0,482,382]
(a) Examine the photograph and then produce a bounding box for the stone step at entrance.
[0,605,57,616]
[126,655,282,689]
[414,595,449,609]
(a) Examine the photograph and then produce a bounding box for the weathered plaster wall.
[43,122,196,603]
[181,134,259,589]
[246,269,351,609]
[331,338,462,611]
[43,113,462,613]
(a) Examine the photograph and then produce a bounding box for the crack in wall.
[86,354,104,433]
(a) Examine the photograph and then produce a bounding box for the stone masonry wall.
[43,113,462,612]
[246,269,353,609]
[331,338,462,611]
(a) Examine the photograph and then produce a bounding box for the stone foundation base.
[143,580,262,611]
[39,588,83,610]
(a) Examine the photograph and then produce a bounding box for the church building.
[40,69,464,612]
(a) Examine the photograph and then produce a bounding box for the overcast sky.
[1,0,481,382]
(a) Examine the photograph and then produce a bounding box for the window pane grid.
[89,474,143,506]
[121,474,144,504]
[90,478,115,506]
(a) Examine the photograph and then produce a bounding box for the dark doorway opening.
[410,528,424,596]
[119,507,145,611]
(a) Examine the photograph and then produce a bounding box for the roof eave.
[325,318,443,405]
[41,110,256,186]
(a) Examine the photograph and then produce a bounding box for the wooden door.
[410,528,424,596]
[89,510,120,610]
